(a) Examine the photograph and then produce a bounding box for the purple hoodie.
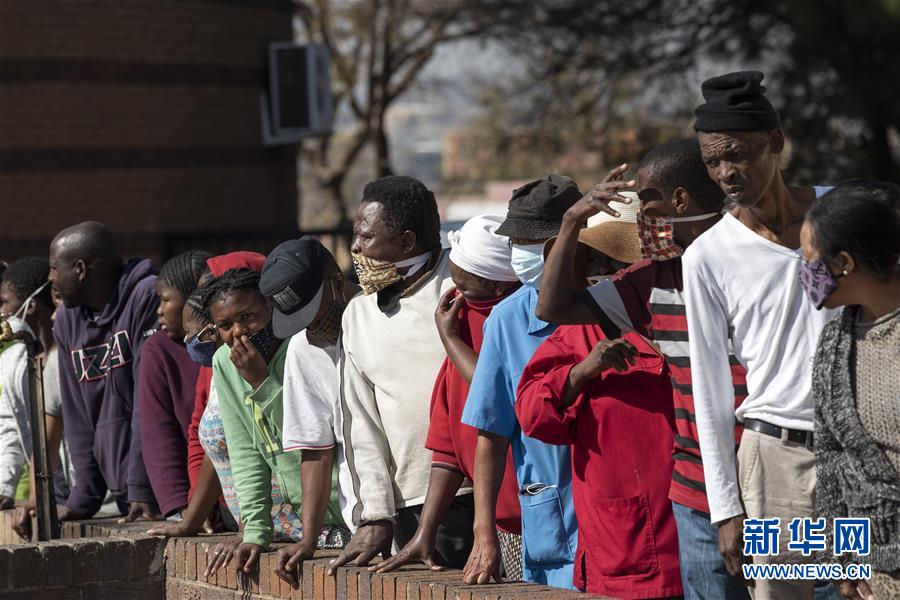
[138,330,200,516]
[54,258,159,516]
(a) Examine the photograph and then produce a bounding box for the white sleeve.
[0,347,28,498]
[585,279,635,331]
[339,346,395,525]
[282,340,337,452]
[683,248,744,524]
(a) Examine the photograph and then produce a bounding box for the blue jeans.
[672,501,750,600]
[672,501,839,600]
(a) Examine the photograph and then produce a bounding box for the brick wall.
[0,0,299,263]
[0,511,611,599]
[0,513,166,599]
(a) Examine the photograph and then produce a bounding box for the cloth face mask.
[510,243,545,288]
[186,334,217,367]
[306,284,346,342]
[352,251,432,295]
[638,212,719,261]
[799,259,840,310]
[247,321,278,358]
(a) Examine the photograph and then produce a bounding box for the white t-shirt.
[682,188,836,522]
[282,331,357,532]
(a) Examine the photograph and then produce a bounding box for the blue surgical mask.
[510,243,545,288]
[186,335,217,367]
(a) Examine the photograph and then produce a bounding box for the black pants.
[394,493,474,570]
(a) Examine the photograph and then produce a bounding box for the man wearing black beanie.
[683,71,839,599]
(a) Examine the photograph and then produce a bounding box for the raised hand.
[563,163,635,224]
[230,335,268,389]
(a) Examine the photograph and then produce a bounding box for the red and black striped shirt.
[583,258,746,514]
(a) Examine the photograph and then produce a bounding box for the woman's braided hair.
[185,287,210,326]
[158,250,213,297]
[193,268,263,321]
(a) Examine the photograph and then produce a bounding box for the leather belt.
[743,418,814,449]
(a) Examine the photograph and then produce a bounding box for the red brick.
[323,566,337,600]
[223,560,237,590]
[60,521,83,539]
[10,543,43,589]
[166,539,178,580]
[396,569,462,600]
[257,552,271,595]
[183,539,199,581]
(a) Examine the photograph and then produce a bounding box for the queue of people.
[0,70,898,600]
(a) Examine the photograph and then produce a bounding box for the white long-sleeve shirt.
[682,198,835,523]
[0,322,29,498]
[338,250,469,525]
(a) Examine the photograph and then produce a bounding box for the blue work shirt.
[461,285,577,589]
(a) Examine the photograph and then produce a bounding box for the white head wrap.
[448,213,519,282]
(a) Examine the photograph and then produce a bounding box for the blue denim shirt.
[461,285,577,589]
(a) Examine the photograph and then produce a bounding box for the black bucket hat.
[495,174,583,239]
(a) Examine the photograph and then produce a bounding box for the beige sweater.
[855,304,900,473]
[339,250,462,525]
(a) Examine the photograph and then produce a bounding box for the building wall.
[0,0,298,264]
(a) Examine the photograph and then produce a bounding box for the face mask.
[352,251,433,295]
[186,335,217,367]
[306,285,346,342]
[638,212,719,261]
[510,244,545,288]
[9,281,50,321]
[247,321,278,358]
[799,259,842,310]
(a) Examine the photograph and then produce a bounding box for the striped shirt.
[583,258,746,514]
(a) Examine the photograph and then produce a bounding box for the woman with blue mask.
[801,180,900,600]
[137,250,211,522]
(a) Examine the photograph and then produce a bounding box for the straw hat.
[543,191,642,265]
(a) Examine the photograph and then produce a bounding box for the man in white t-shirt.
[259,237,360,589]
[683,70,837,599]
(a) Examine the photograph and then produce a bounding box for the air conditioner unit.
[261,42,333,146]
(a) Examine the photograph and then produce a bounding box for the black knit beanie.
[694,71,781,132]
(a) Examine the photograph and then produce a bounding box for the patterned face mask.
[247,321,278,357]
[351,251,432,295]
[638,211,719,261]
[799,259,841,310]
[638,213,682,261]
[306,286,346,343]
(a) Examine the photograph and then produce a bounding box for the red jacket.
[425,293,521,534]
[516,327,681,599]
